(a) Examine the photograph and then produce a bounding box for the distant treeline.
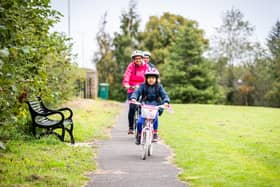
[95,1,280,107]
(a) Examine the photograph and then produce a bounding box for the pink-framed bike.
[130,101,172,160]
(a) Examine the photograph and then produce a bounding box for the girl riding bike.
[130,67,170,144]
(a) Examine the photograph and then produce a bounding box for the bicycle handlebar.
[124,85,139,90]
[129,101,173,113]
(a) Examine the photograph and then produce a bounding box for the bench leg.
[69,129,75,144]
[47,126,65,142]
[60,127,65,142]
[66,123,75,144]
[32,125,36,137]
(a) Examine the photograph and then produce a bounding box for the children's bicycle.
[130,102,171,160]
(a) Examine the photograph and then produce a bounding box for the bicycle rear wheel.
[133,106,139,130]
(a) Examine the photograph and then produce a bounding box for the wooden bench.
[26,97,75,144]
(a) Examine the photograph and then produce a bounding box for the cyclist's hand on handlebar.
[129,85,139,90]
[130,99,137,103]
[163,103,173,113]
[124,84,130,89]
[164,102,169,108]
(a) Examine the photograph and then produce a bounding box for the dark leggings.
[127,93,136,130]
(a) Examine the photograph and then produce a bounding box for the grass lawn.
[160,104,280,187]
[0,98,122,187]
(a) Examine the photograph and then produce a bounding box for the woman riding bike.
[123,50,149,134]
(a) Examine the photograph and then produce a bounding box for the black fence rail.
[75,79,86,98]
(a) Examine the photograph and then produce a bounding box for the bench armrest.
[36,97,73,119]
[57,107,73,120]
[41,107,73,120]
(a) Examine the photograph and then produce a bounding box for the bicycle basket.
[141,105,158,119]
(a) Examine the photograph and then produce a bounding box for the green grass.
[0,99,122,187]
[160,104,280,187]
[66,99,121,142]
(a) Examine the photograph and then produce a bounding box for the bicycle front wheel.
[148,143,153,156]
[141,131,149,160]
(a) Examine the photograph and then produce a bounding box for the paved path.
[86,103,187,187]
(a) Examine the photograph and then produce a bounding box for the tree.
[265,20,280,106]
[267,20,280,58]
[213,8,255,65]
[110,0,141,101]
[238,44,271,106]
[164,23,222,103]
[139,12,190,74]
[211,8,255,104]
[94,13,116,84]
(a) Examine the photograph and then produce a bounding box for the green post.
[98,83,109,99]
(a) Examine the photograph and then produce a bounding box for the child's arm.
[159,85,170,104]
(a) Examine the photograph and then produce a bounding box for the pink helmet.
[144,67,159,78]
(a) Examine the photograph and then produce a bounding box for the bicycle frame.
[129,101,172,160]
[131,102,161,160]
[129,90,141,131]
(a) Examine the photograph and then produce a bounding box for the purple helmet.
[144,67,159,78]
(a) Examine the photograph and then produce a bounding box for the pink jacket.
[122,62,148,94]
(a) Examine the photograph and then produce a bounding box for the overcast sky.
[50,0,280,69]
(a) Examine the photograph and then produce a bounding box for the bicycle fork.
[141,120,153,144]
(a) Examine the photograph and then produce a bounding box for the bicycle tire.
[133,106,139,130]
[148,143,153,156]
[141,131,149,160]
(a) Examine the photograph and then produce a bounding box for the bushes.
[0,0,79,139]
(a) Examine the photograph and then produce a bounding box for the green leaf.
[0,58,3,66]
[11,116,18,123]
[0,25,7,30]
[11,85,17,92]
[0,48,9,57]
[21,46,31,54]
